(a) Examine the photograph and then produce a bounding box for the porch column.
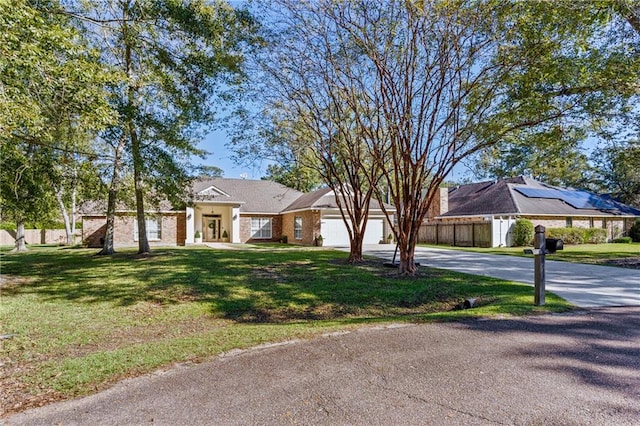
[185,206,195,244]
[231,206,241,243]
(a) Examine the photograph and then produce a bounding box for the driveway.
[356,245,640,308]
[5,308,640,425]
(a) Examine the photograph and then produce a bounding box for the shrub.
[584,228,607,244]
[629,219,640,243]
[546,227,585,245]
[281,235,288,244]
[612,237,632,244]
[512,219,534,246]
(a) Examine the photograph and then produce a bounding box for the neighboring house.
[421,176,640,247]
[82,178,394,248]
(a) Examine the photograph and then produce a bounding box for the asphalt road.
[5,308,640,425]
[358,245,640,308]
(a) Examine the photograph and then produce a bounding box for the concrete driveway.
[5,308,640,425]
[355,245,640,308]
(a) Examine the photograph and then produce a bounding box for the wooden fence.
[0,229,72,246]
[418,223,492,248]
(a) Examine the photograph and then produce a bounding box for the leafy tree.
[72,0,259,254]
[473,1,640,188]
[0,144,58,251]
[0,0,115,250]
[629,218,640,242]
[593,140,640,207]
[263,163,321,193]
[195,165,225,179]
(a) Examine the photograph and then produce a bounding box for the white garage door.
[320,218,384,246]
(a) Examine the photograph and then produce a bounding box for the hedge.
[612,237,633,244]
[584,228,607,244]
[512,219,534,246]
[546,227,586,245]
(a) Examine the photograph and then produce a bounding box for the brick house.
[82,178,394,248]
[421,176,640,247]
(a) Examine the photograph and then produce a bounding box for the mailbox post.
[534,225,546,306]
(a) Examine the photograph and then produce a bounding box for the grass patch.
[0,245,572,414]
[419,243,639,267]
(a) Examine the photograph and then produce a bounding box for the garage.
[320,216,385,246]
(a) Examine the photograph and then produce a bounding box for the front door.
[205,215,221,241]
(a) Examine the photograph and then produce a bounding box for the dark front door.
[204,215,221,241]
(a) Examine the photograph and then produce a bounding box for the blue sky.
[196,127,474,183]
[195,128,270,180]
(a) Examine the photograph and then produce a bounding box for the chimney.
[428,187,449,220]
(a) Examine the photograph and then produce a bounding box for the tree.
[0,144,57,251]
[251,0,616,274]
[594,140,640,207]
[0,0,115,250]
[235,1,393,263]
[72,0,258,255]
[263,163,321,193]
[473,1,640,188]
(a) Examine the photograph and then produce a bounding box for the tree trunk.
[98,135,126,256]
[398,250,417,275]
[55,189,74,246]
[13,221,27,252]
[397,230,419,276]
[347,234,364,263]
[131,124,150,255]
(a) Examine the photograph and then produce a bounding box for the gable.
[192,178,304,213]
[197,185,230,198]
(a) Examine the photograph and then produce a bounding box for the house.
[421,176,640,247]
[82,178,394,248]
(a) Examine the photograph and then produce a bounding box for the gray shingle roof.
[193,178,304,213]
[282,187,394,212]
[442,177,640,218]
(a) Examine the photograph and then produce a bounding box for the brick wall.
[239,214,282,243]
[82,213,185,248]
[281,210,321,245]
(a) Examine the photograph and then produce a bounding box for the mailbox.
[545,238,564,254]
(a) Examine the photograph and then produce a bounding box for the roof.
[441,176,640,218]
[192,178,304,213]
[282,187,395,212]
[79,199,178,215]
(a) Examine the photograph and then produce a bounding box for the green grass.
[0,245,572,414]
[419,243,639,265]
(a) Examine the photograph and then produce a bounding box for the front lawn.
[419,243,640,267]
[0,245,571,415]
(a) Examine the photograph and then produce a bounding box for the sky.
[195,128,270,180]
[196,127,476,183]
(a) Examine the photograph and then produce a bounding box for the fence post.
[534,225,546,306]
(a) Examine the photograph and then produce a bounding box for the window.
[602,219,607,229]
[566,217,573,228]
[589,218,594,228]
[134,217,162,241]
[251,217,272,239]
[294,216,302,240]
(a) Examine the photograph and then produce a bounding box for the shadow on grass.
[0,246,569,324]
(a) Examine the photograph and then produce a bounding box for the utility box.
[545,238,564,254]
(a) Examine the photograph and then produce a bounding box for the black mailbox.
[545,238,563,254]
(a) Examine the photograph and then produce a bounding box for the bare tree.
[257,0,584,274]
[246,0,388,263]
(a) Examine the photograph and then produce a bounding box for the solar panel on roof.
[513,187,618,210]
